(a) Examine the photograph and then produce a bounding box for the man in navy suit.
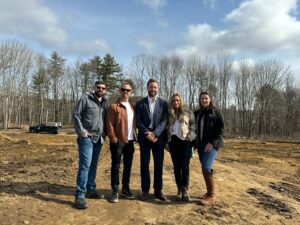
[136,79,168,201]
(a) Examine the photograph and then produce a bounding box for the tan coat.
[106,99,137,144]
[167,108,196,142]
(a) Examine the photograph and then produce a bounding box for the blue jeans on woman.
[197,144,218,172]
[75,136,103,198]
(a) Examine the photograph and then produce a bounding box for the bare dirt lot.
[0,130,299,225]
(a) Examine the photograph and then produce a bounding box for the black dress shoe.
[121,188,135,199]
[154,191,168,201]
[140,192,149,201]
[86,190,104,199]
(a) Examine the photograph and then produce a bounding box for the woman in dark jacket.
[194,91,224,206]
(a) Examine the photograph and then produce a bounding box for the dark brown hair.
[199,91,216,112]
[94,80,106,86]
[147,78,158,87]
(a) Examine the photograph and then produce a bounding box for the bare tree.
[283,73,298,138]
[234,59,256,137]
[157,54,184,100]
[185,55,200,109]
[31,54,50,124]
[254,59,287,137]
[215,51,233,120]
[0,40,33,129]
[185,55,216,109]
[129,54,147,98]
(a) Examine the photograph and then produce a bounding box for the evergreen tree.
[79,62,91,95]
[89,56,102,81]
[101,54,122,93]
[31,58,50,123]
[48,51,65,122]
[88,54,122,95]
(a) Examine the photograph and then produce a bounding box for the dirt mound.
[0,133,14,142]
[0,133,29,144]
[247,188,294,219]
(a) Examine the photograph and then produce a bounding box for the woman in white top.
[167,93,196,201]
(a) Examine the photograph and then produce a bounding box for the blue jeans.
[197,144,218,172]
[75,137,102,198]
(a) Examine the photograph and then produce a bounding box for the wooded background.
[1,40,299,138]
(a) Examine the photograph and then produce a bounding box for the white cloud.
[157,20,168,28]
[136,38,156,53]
[176,0,300,58]
[174,0,300,81]
[66,38,111,56]
[138,0,167,13]
[0,0,68,47]
[202,0,217,9]
[224,0,300,52]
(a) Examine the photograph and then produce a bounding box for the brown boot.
[199,192,209,199]
[199,170,214,206]
[199,170,210,199]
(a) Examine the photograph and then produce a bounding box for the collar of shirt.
[147,95,157,104]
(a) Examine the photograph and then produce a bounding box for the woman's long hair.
[168,93,189,124]
[199,91,216,112]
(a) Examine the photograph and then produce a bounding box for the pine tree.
[88,54,122,95]
[31,56,50,123]
[48,51,65,122]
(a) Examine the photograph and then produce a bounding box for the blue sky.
[1,0,300,81]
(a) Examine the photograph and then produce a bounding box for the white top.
[148,96,157,129]
[200,116,204,141]
[170,119,185,140]
[121,101,134,141]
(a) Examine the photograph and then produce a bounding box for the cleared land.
[0,130,299,225]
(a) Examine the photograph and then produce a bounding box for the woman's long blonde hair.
[168,93,189,124]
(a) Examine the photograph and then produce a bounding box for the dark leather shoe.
[154,191,167,201]
[75,197,88,209]
[121,188,135,199]
[140,192,149,201]
[86,190,104,199]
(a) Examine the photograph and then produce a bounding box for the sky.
[1,0,300,81]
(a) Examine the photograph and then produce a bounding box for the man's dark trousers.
[139,138,165,193]
[110,141,134,191]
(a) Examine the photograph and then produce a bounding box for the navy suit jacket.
[136,96,168,143]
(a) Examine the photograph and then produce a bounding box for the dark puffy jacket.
[194,108,224,149]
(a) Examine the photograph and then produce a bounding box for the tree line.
[1,40,299,138]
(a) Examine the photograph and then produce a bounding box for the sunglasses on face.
[120,88,131,93]
[96,86,106,90]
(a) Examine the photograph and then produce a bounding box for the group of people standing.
[72,79,224,210]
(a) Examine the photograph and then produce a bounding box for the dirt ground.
[0,129,299,225]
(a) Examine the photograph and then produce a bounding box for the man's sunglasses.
[96,86,106,90]
[120,88,131,92]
